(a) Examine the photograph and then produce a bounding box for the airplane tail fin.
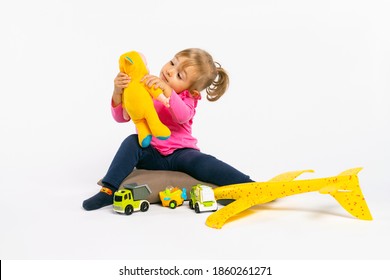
[268,169,314,182]
[319,167,373,220]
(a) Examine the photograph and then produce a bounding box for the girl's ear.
[191,90,200,99]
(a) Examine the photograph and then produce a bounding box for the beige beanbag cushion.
[98,169,217,203]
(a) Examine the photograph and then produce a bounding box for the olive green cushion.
[98,169,217,204]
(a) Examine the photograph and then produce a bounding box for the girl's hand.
[114,72,131,96]
[112,72,131,107]
[142,75,172,98]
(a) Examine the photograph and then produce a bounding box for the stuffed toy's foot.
[82,187,115,210]
[157,135,170,140]
[140,135,152,148]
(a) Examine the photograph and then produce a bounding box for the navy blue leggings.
[102,134,253,189]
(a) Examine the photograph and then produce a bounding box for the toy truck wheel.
[140,201,149,212]
[125,205,134,215]
[189,200,194,209]
[169,200,177,209]
[195,203,200,213]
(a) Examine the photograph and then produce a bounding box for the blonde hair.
[175,48,229,101]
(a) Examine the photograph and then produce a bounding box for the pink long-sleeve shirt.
[111,90,200,155]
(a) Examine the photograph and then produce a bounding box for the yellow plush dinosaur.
[119,51,171,147]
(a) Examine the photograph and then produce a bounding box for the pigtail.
[206,63,229,102]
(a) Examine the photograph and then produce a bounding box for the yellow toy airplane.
[206,167,373,229]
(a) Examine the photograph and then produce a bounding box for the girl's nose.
[167,67,175,77]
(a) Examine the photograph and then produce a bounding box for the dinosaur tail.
[319,167,373,220]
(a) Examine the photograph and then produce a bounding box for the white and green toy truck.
[189,184,218,213]
[113,184,152,215]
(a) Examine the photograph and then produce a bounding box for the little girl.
[83,48,253,210]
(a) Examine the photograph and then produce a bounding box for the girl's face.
[160,56,197,93]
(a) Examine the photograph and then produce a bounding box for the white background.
[0,0,389,270]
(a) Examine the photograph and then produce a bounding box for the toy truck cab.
[113,184,151,215]
[189,184,218,213]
